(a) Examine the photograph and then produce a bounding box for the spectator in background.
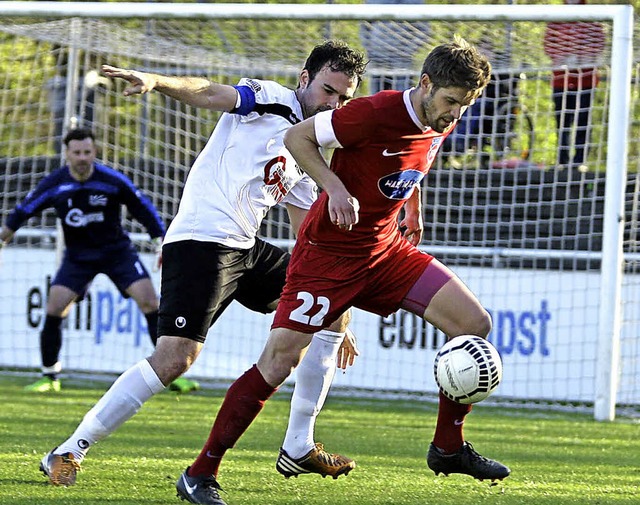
[0,128,199,394]
[360,0,430,94]
[543,0,605,170]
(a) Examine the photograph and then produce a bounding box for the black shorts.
[158,239,289,343]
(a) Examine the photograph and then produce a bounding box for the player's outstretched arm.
[101,64,238,111]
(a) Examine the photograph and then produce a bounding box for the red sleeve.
[331,96,377,149]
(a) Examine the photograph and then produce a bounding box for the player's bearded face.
[66,138,97,181]
[298,65,358,119]
[421,86,475,133]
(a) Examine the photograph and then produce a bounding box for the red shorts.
[272,238,434,333]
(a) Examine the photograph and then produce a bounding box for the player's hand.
[399,211,423,247]
[101,65,157,96]
[151,237,163,272]
[0,226,15,245]
[328,190,359,231]
[337,327,360,370]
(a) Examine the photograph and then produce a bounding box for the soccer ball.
[434,335,502,404]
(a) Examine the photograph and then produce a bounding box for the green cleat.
[169,377,200,393]
[24,377,61,393]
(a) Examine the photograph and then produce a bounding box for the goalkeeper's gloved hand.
[151,237,163,271]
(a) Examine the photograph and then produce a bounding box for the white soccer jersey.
[164,78,317,249]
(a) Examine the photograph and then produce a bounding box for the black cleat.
[176,467,226,505]
[427,442,510,481]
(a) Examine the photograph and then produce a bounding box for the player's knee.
[149,353,190,383]
[149,337,198,382]
[257,329,306,386]
[140,301,159,314]
[136,296,159,314]
[469,309,492,338]
[45,289,76,317]
[264,349,300,382]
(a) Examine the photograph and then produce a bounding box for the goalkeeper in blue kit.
[0,128,198,394]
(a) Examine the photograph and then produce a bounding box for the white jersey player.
[166,77,317,248]
[40,40,367,505]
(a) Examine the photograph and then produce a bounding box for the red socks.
[188,365,277,477]
[432,392,472,454]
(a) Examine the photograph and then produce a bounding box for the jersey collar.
[403,88,431,133]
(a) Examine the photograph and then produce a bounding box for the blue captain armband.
[231,85,257,115]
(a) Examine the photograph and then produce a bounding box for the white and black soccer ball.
[434,335,502,404]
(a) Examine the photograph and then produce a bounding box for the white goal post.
[0,2,636,421]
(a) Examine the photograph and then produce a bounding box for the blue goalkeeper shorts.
[52,245,151,299]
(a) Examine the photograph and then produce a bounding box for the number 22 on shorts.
[289,291,330,327]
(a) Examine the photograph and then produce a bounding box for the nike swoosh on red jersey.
[382,149,406,156]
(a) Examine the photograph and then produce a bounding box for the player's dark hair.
[421,36,492,95]
[303,40,367,87]
[63,128,95,146]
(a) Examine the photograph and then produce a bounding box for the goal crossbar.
[0,2,632,22]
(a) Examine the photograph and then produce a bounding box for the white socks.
[282,329,345,459]
[43,361,62,375]
[54,359,165,462]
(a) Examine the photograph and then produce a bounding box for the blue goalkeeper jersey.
[6,163,165,261]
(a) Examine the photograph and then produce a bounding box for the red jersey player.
[266,37,511,483]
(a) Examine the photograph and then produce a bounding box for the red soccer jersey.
[298,90,450,257]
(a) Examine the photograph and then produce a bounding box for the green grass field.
[1,375,638,505]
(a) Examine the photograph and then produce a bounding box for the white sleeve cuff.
[314,110,342,149]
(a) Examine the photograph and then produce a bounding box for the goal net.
[0,2,637,420]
